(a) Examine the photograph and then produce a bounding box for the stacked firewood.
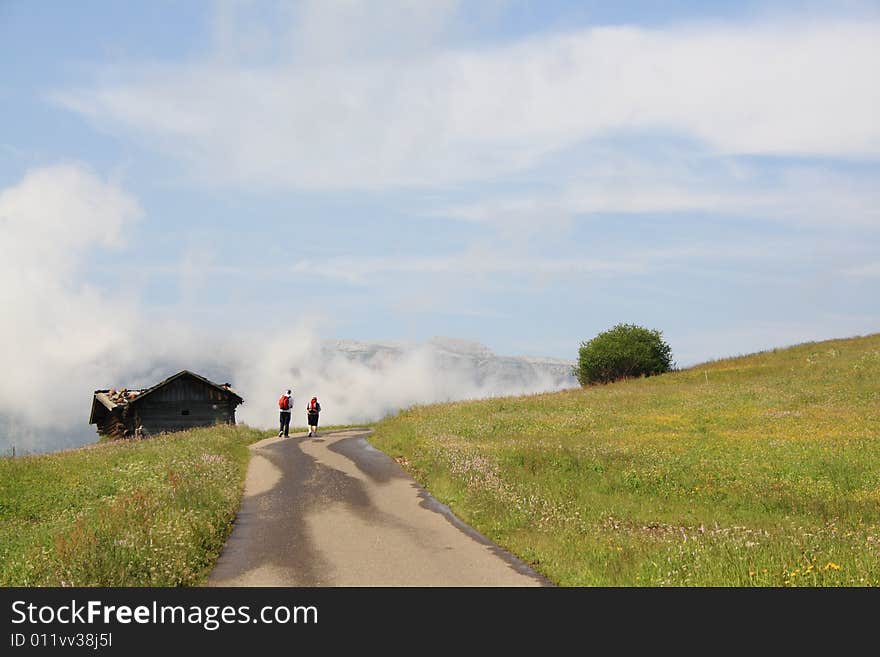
[102,413,128,439]
[106,387,142,405]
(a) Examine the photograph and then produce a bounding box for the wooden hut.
[89,370,244,439]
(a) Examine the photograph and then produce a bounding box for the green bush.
[575,323,673,385]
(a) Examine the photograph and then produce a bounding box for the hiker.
[307,396,321,437]
[278,389,293,437]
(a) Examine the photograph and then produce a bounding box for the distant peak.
[428,337,495,357]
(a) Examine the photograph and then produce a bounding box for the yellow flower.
[824,562,841,571]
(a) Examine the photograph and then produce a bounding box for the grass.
[370,334,880,586]
[0,424,269,586]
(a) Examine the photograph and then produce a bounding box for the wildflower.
[824,562,841,571]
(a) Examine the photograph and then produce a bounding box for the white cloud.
[53,15,880,190]
[0,164,143,425]
[208,0,463,65]
[288,252,648,285]
[444,159,880,229]
[287,0,463,64]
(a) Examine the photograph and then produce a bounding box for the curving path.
[208,429,548,586]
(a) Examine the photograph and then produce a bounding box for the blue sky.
[1,0,879,395]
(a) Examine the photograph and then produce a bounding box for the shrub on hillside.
[575,323,673,385]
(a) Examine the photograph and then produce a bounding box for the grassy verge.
[370,334,880,586]
[0,424,269,586]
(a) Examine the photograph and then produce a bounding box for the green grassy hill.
[0,425,268,586]
[370,334,880,586]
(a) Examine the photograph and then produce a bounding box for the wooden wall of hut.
[130,376,237,435]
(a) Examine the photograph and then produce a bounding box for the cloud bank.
[0,164,143,429]
[230,336,575,432]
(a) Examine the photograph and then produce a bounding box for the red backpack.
[309,398,318,411]
[279,394,290,410]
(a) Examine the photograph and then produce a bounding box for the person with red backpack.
[306,396,321,437]
[278,389,293,437]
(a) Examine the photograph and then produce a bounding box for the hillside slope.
[370,334,880,586]
[0,425,267,586]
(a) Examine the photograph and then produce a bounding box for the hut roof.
[89,370,243,424]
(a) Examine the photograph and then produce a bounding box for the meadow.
[0,424,268,586]
[370,334,880,586]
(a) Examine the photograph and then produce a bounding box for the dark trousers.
[308,412,319,428]
[279,411,291,436]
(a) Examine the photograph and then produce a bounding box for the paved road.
[208,429,548,586]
